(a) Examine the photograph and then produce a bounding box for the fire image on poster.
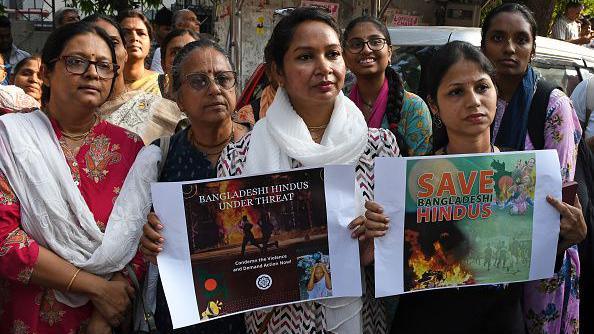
[151,165,362,328]
[183,168,331,319]
[373,151,562,297]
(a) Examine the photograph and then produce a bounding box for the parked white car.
[388,26,594,97]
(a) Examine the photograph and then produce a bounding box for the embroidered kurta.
[0,118,144,333]
[494,89,582,334]
[385,91,433,156]
[218,128,399,333]
[99,90,184,145]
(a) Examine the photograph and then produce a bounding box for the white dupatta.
[244,88,369,333]
[0,110,161,307]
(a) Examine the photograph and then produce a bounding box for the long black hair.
[41,22,118,105]
[426,41,496,150]
[343,16,407,154]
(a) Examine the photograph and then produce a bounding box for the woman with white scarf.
[141,7,399,333]
[0,23,148,333]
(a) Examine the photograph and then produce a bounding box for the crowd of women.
[0,2,590,334]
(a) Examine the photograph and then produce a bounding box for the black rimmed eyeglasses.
[51,55,119,79]
[345,38,387,54]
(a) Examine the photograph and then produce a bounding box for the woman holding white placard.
[364,40,586,334]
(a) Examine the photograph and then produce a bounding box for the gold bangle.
[66,268,82,292]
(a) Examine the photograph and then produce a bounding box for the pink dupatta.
[348,78,389,128]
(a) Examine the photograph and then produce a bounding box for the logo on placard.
[256,274,272,290]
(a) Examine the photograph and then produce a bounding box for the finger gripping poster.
[152,165,361,329]
[374,150,562,297]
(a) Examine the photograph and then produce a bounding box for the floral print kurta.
[0,118,144,333]
[494,89,582,334]
[384,91,433,157]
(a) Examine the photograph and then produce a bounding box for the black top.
[153,128,246,334]
[576,139,594,334]
[390,284,526,334]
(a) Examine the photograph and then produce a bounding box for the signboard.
[374,150,562,297]
[392,14,419,26]
[152,165,361,329]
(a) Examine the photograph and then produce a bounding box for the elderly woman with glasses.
[122,38,249,333]
[0,22,146,334]
[343,16,433,157]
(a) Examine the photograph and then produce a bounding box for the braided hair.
[343,16,407,155]
[384,65,406,155]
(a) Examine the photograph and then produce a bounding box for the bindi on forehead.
[62,34,112,60]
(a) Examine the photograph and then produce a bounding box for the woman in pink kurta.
[0,22,145,333]
[0,120,144,333]
[482,4,583,333]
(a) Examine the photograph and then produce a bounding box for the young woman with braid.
[343,16,432,156]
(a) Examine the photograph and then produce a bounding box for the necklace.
[307,123,328,131]
[189,125,234,155]
[60,114,99,142]
[307,122,328,143]
[362,99,374,109]
[443,143,495,155]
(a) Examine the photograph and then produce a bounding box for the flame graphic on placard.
[405,229,474,290]
[214,180,262,245]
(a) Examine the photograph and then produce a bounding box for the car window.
[579,67,594,80]
[391,44,592,99]
[392,46,422,94]
[392,46,424,93]
[532,58,581,96]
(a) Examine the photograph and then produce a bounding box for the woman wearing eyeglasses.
[84,15,183,144]
[343,16,432,157]
[0,22,146,334]
[136,39,249,334]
